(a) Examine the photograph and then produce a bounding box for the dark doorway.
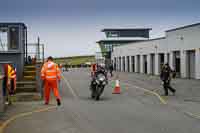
[174,51,181,76]
[159,53,165,73]
[167,53,170,64]
[186,50,195,78]
[143,55,147,74]
[123,56,125,72]
[127,56,130,72]
[114,57,117,70]
[150,54,155,74]
[131,56,135,72]
[137,55,140,73]
[119,57,121,71]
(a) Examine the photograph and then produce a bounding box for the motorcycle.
[90,73,107,101]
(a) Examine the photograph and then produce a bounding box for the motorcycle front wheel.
[95,86,104,101]
[91,91,95,99]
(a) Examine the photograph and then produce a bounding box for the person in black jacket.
[160,63,176,96]
[109,63,114,77]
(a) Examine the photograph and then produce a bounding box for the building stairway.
[15,64,41,101]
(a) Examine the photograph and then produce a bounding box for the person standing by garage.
[160,63,176,96]
[109,63,114,77]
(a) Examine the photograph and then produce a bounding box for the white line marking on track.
[61,74,78,99]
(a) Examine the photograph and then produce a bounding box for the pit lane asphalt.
[4,68,200,133]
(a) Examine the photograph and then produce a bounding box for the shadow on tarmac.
[78,96,112,102]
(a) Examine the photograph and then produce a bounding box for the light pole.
[37,37,40,62]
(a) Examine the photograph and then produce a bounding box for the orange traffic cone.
[112,79,121,94]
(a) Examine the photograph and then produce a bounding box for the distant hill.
[54,55,95,66]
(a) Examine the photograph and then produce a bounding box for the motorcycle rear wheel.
[95,87,104,101]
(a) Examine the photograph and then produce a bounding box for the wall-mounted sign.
[106,31,120,38]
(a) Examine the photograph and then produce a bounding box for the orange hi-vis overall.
[41,61,61,104]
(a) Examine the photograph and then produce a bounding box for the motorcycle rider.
[90,63,108,93]
[96,64,107,77]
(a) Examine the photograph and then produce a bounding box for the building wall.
[112,24,200,79]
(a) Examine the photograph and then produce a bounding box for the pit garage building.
[112,23,200,79]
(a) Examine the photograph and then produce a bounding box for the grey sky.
[0,0,200,57]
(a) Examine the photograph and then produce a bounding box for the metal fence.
[25,43,44,64]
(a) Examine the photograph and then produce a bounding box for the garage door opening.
[114,57,117,70]
[167,53,170,64]
[131,56,135,72]
[123,56,125,72]
[143,55,147,74]
[137,55,140,73]
[159,53,165,73]
[186,50,195,79]
[119,57,121,71]
[173,51,181,77]
[150,54,155,75]
[127,56,130,72]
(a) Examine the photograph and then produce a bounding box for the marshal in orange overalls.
[41,58,61,106]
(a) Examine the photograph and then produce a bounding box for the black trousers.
[10,79,15,95]
[110,70,113,77]
[163,80,176,95]
[2,77,7,96]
